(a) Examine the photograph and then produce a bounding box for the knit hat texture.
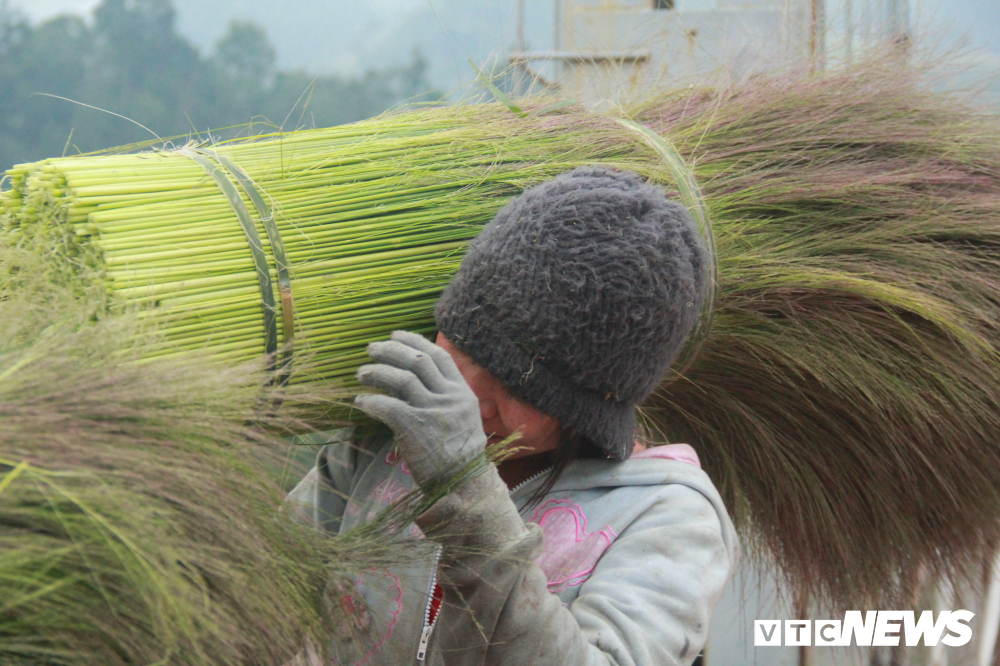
[434,166,708,461]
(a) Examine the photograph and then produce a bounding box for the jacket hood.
[512,443,717,498]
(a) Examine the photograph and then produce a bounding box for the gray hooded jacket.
[287,429,738,666]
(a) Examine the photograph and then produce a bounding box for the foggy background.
[13,0,999,82]
[1,0,997,170]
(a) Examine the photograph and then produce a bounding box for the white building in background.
[512,0,914,104]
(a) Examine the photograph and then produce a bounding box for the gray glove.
[354,330,488,490]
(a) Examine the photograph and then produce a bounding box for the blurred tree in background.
[0,0,433,169]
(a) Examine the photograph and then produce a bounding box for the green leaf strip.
[200,149,296,385]
[176,147,279,370]
[0,461,30,496]
[615,118,717,378]
[469,58,528,118]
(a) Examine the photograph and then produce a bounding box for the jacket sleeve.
[285,431,361,533]
[414,468,736,666]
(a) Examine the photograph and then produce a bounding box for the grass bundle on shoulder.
[0,248,450,666]
[632,62,1000,607]
[4,54,1000,608]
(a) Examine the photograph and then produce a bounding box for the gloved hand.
[354,330,488,490]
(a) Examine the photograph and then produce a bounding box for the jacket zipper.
[508,466,554,498]
[416,545,442,662]
[414,466,553,662]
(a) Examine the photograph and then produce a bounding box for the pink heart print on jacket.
[529,499,618,592]
[529,443,700,592]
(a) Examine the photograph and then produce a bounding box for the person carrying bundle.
[288,166,738,666]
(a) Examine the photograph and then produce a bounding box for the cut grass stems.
[0,246,500,666]
[4,54,1000,609]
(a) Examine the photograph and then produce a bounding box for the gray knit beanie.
[434,166,708,461]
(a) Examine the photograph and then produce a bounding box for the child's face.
[435,333,562,459]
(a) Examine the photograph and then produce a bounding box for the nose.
[479,396,499,421]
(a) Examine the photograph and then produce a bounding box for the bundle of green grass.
[4,56,1000,609]
[0,248,456,666]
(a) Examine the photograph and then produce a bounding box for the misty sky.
[9,0,999,91]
